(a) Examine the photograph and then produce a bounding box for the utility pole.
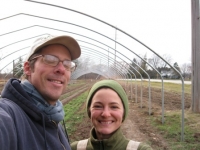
[191,0,200,112]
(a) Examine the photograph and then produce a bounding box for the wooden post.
[191,0,200,112]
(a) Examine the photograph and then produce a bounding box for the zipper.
[99,141,104,150]
[52,120,66,150]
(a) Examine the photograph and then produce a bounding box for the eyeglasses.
[29,54,76,72]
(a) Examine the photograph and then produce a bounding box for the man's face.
[24,44,72,105]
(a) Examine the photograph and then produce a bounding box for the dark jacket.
[71,127,152,150]
[0,78,71,150]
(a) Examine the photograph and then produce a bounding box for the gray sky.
[0,0,191,72]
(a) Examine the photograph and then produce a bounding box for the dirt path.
[121,111,148,142]
[121,101,169,149]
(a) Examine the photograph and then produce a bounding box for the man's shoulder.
[0,99,15,121]
[0,98,18,108]
[0,98,21,116]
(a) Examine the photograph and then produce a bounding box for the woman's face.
[90,88,124,140]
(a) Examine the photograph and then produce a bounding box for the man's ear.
[24,61,31,76]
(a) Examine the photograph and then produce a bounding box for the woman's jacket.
[71,127,152,150]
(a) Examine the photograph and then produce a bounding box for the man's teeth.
[50,80,62,84]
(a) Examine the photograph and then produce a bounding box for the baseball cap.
[26,35,81,61]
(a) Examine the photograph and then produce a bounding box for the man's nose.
[54,62,66,74]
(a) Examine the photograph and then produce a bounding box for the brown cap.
[26,35,81,60]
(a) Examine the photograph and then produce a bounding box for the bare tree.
[148,54,160,69]
[160,54,172,68]
[180,63,192,79]
[149,53,172,70]
[13,57,23,78]
[138,53,148,78]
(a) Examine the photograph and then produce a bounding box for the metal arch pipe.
[0,33,50,50]
[72,69,111,79]
[0,24,150,80]
[79,42,150,110]
[79,46,143,104]
[80,48,138,101]
[0,28,133,81]
[0,39,124,80]
[74,53,126,79]
[0,24,150,115]
[0,24,154,80]
[73,53,134,97]
[72,54,123,79]
[72,66,118,80]
[14,3,164,113]
[72,54,122,77]
[0,23,158,116]
[0,47,29,61]
[0,14,181,84]
[0,16,173,85]
[0,29,136,101]
[1,15,172,123]
[73,64,122,79]
[80,49,138,100]
[0,16,171,79]
[79,50,127,78]
[0,52,28,73]
[1,4,185,140]
[20,2,184,83]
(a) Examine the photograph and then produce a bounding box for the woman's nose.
[101,108,111,117]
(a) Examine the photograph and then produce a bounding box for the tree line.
[0,54,191,80]
[127,53,191,80]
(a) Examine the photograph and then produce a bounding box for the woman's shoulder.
[70,140,79,150]
[138,142,153,150]
[70,139,88,150]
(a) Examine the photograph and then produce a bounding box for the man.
[0,35,81,150]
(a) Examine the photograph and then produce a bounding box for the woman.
[71,80,152,150]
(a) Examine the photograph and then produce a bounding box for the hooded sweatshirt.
[0,78,71,150]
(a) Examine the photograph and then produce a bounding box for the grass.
[59,93,70,100]
[60,80,87,100]
[151,110,200,149]
[132,80,191,94]
[63,91,88,137]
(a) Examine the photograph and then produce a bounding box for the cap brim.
[31,35,81,60]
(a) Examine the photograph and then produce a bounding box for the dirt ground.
[69,83,192,149]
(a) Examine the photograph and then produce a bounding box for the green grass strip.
[151,111,200,150]
[63,91,88,135]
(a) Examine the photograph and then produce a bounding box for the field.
[1,79,199,149]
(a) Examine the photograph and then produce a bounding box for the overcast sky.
[0,0,191,71]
